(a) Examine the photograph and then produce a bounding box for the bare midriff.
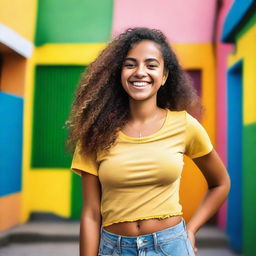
[103,215,182,236]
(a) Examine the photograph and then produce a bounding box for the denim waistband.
[100,218,187,248]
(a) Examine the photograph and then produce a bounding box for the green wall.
[32,65,85,168]
[243,123,256,255]
[35,0,113,45]
[71,173,82,219]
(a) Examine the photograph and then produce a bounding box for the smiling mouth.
[129,81,151,88]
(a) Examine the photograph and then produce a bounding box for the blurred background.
[0,0,255,255]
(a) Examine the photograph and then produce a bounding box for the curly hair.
[66,27,200,156]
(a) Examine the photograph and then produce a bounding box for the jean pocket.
[98,238,116,256]
[159,235,192,256]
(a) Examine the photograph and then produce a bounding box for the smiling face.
[121,40,168,102]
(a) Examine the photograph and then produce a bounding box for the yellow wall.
[0,0,37,41]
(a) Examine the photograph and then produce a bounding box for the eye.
[147,64,158,69]
[123,63,136,68]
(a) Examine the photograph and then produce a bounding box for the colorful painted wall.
[0,0,36,231]
[20,0,217,224]
[2,1,255,255]
[222,1,256,255]
[22,0,113,222]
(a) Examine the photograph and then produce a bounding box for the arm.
[186,149,231,253]
[79,171,102,256]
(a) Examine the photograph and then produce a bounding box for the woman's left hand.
[187,230,198,255]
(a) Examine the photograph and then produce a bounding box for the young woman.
[67,28,230,256]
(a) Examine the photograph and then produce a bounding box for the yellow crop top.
[71,110,213,227]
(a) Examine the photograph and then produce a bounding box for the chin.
[128,94,154,102]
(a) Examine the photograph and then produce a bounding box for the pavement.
[0,220,242,256]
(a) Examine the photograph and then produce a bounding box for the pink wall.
[215,0,234,230]
[113,0,217,43]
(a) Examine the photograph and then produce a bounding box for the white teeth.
[132,82,148,86]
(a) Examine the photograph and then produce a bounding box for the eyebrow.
[124,57,160,64]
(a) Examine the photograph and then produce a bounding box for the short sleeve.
[71,144,98,176]
[184,112,213,159]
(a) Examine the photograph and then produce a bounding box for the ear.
[162,70,169,86]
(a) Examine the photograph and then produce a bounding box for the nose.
[134,64,146,78]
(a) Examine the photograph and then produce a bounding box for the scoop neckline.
[119,109,170,142]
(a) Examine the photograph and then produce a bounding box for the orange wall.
[0,54,26,96]
[0,193,22,231]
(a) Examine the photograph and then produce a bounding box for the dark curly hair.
[66,27,200,156]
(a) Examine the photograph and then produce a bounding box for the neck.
[128,98,160,123]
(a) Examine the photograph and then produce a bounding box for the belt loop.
[153,233,160,253]
[117,235,122,255]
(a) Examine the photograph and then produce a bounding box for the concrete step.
[196,225,230,248]
[0,221,79,246]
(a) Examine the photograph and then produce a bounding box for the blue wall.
[227,61,243,252]
[0,92,23,196]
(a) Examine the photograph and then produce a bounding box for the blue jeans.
[99,218,195,255]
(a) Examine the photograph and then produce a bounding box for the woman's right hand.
[187,230,198,255]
